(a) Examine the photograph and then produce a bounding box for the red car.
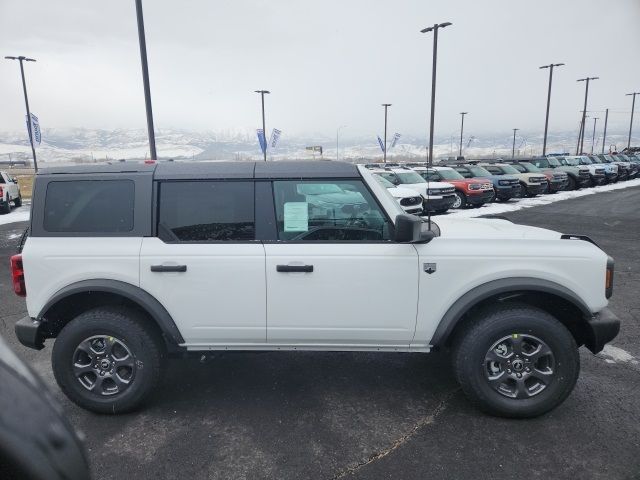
[410,165,494,209]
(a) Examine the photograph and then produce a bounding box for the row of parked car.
[365,153,640,215]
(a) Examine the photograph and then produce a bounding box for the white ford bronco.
[0,171,22,214]
[13,161,619,417]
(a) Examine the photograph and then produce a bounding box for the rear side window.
[158,181,254,242]
[44,180,134,233]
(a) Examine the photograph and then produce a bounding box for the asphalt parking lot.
[1,186,639,480]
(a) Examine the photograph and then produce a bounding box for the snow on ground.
[0,204,30,226]
[445,178,640,218]
[597,345,639,365]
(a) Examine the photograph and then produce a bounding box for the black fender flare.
[38,279,185,346]
[429,277,591,347]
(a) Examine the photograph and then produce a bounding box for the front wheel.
[52,306,165,414]
[452,303,579,418]
[451,191,466,209]
[14,194,22,207]
[566,176,577,191]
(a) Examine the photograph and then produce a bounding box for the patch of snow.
[444,178,640,218]
[597,345,638,365]
[0,205,30,226]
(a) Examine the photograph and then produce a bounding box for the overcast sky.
[1,0,639,140]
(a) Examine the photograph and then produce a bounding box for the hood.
[387,186,422,199]
[434,217,560,240]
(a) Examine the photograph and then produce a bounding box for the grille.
[595,168,606,175]
[400,196,422,206]
[481,182,493,190]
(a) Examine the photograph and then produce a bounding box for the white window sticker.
[283,202,309,232]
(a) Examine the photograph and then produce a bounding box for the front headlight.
[498,180,510,186]
[468,183,482,191]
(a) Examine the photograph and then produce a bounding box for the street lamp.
[539,63,564,156]
[336,125,347,161]
[602,108,609,154]
[590,117,599,154]
[576,76,598,154]
[255,90,270,161]
[512,128,519,158]
[382,104,392,163]
[626,92,639,149]
[134,0,157,161]
[421,21,452,166]
[4,55,38,171]
[458,112,468,157]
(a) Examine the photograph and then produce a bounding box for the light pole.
[458,112,468,157]
[590,117,599,154]
[336,125,347,161]
[255,90,270,161]
[421,21,452,166]
[576,76,598,154]
[626,92,639,149]
[4,55,38,171]
[135,0,157,161]
[382,104,391,163]
[602,108,609,154]
[512,128,519,158]
[539,63,564,156]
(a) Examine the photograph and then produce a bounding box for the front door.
[264,179,419,346]
[139,180,266,347]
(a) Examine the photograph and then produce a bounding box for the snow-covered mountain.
[0,127,636,165]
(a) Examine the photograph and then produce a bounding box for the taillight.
[10,254,26,297]
[0,186,4,197]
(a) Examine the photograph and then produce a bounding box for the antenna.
[426,160,432,230]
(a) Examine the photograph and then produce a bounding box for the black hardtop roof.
[39,160,360,180]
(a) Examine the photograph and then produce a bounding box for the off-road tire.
[452,191,466,209]
[1,198,11,214]
[566,176,577,191]
[52,306,165,414]
[452,303,580,418]
[14,195,22,207]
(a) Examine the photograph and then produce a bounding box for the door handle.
[276,265,313,273]
[150,265,187,273]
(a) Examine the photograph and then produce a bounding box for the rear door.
[264,178,419,347]
[139,180,266,347]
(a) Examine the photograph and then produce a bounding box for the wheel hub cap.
[484,334,556,399]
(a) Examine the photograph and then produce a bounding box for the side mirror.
[394,214,436,243]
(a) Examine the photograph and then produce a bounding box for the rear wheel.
[14,194,22,207]
[451,191,466,209]
[52,306,165,414]
[452,303,580,418]
[1,198,11,214]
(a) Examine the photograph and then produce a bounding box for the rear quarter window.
[43,180,135,233]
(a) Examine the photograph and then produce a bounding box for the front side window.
[158,181,254,241]
[454,167,472,178]
[273,180,392,241]
[44,180,134,233]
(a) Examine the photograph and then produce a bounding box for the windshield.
[532,158,549,168]
[562,157,580,166]
[580,156,593,165]
[547,157,560,167]
[374,174,395,188]
[435,169,465,180]
[395,171,426,184]
[520,162,542,172]
[499,164,521,174]
[467,166,492,177]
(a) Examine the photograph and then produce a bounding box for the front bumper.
[495,185,521,200]
[15,316,45,350]
[466,190,494,205]
[548,179,569,192]
[604,172,618,183]
[584,308,620,354]
[524,183,545,196]
[424,194,456,211]
[591,175,606,185]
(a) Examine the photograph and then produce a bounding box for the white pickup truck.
[0,171,22,213]
[13,161,619,418]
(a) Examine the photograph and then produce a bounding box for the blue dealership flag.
[391,133,401,149]
[257,129,267,154]
[270,128,282,149]
[377,135,385,153]
[26,113,41,146]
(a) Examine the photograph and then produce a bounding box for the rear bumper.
[584,307,620,354]
[15,316,45,350]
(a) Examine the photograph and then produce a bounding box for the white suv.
[373,174,424,215]
[368,166,457,214]
[13,161,619,418]
[0,171,22,213]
